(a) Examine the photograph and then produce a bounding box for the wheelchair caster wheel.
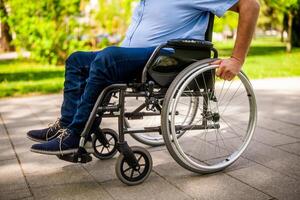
[92,128,118,160]
[115,146,152,186]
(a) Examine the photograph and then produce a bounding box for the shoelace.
[45,118,61,141]
[57,129,70,156]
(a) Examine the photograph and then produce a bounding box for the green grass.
[0,60,64,98]
[0,37,300,98]
[214,37,300,79]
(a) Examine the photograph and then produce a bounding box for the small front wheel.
[92,128,118,160]
[115,146,152,186]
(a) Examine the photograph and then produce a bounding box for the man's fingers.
[211,59,222,65]
[224,71,236,81]
[216,67,224,77]
[215,60,225,77]
[217,62,227,78]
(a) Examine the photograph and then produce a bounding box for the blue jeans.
[60,46,155,135]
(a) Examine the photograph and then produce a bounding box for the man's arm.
[212,0,260,81]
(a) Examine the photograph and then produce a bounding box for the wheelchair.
[58,13,257,186]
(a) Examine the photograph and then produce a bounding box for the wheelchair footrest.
[57,153,93,163]
[56,147,93,163]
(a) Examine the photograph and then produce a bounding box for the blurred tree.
[6,0,88,64]
[0,0,15,51]
[258,0,283,31]
[92,0,137,48]
[266,0,299,52]
[214,11,238,36]
[96,0,135,35]
[291,3,300,47]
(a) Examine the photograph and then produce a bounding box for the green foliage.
[214,12,238,33]
[4,0,137,64]
[7,0,88,64]
[258,0,284,30]
[267,0,299,12]
[96,0,136,35]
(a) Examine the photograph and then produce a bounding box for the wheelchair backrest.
[148,13,216,87]
[205,12,215,42]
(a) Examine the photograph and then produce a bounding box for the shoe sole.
[27,135,47,143]
[30,142,94,156]
[30,148,78,155]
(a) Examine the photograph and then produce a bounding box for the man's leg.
[68,46,155,135]
[60,51,97,126]
[27,51,97,142]
[31,46,155,154]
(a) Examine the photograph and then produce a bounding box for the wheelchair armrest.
[167,39,213,50]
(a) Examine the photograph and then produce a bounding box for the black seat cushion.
[167,39,213,50]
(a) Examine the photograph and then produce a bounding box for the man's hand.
[211,57,243,81]
[211,0,259,81]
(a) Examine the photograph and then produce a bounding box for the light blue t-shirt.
[121,0,238,47]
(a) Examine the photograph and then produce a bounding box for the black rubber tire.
[92,128,118,160]
[115,146,152,186]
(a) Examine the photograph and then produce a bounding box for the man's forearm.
[231,0,260,64]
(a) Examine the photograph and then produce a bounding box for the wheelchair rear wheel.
[161,62,257,173]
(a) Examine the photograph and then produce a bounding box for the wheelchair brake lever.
[147,81,155,95]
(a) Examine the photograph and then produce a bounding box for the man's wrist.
[230,55,245,65]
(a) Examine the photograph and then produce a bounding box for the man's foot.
[30,129,93,155]
[30,129,80,155]
[27,119,63,142]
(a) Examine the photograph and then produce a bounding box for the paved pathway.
[0,78,300,200]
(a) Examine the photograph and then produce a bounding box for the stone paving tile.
[244,140,300,179]
[253,127,299,147]
[152,150,198,178]
[0,188,32,200]
[26,164,96,188]
[228,164,300,200]
[83,158,118,183]
[276,142,300,156]
[0,123,15,161]
[32,182,113,200]
[0,138,15,162]
[0,159,29,194]
[151,151,270,200]
[102,173,191,200]
[257,118,300,139]
[162,171,270,200]
[152,150,270,200]
[220,138,300,179]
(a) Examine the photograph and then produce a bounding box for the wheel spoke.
[137,155,143,163]
[130,169,135,179]
[220,82,242,116]
[108,137,114,143]
[123,167,132,173]
[100,146,105,154]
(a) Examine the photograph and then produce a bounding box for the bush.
[7,0,88,64]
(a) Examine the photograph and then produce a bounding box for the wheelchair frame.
[57,13,257,186]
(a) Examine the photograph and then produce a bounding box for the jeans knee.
[99,46,120,60]
[65,51,84,68]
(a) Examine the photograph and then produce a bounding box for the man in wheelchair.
[28,0,260,156]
